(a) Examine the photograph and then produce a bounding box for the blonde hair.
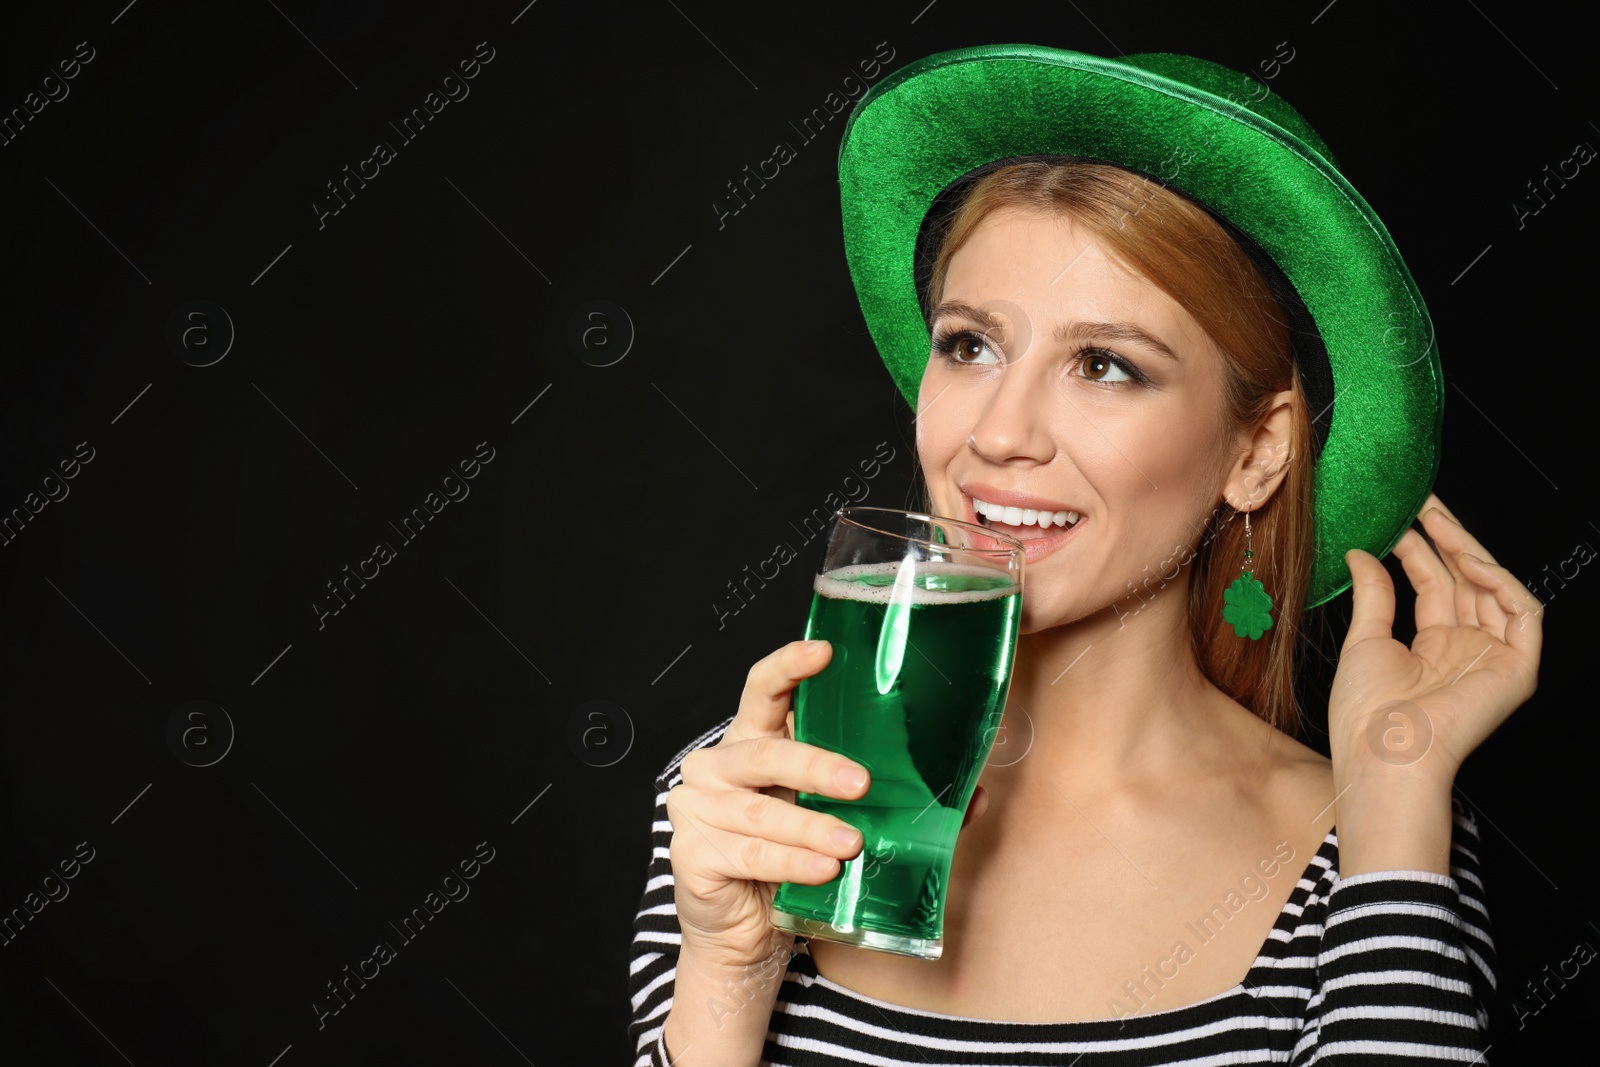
[919,160,1317,736]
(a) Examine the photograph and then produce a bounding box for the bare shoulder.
[1209,693,1336,831]
[1267,727,1332,778]
[1257,717,1336,834]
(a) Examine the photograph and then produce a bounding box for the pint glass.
[769,507,1023,960]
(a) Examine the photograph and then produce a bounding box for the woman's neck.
[985,586,1269,802]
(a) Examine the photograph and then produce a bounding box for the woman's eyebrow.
[1055,321,1180,361]
[931,301,1180,362]
[929,301,1003,332]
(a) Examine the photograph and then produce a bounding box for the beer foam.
[814,561,1018,604]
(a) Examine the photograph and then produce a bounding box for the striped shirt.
[629,716,1497,1065]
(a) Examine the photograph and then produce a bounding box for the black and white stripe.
[628,717,1496,1065]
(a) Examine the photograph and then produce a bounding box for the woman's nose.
[965,364,1055,464]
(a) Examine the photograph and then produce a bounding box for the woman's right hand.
[665,639,871,973]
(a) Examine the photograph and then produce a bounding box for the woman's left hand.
[1328,492,1543,787]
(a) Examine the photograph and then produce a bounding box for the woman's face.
[917,206,1244,634]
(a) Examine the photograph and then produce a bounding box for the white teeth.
[972,497,1081,529]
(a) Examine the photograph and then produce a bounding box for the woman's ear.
[1222,388,1296,508]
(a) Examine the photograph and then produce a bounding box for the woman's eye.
[1079,351,1132,383]
[956,336,999,365]
[934,329,1001,366]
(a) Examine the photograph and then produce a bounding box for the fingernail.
[830,826,861,851]
[809,854,837,874]
[803,639,827,653]
[836,764,868,792]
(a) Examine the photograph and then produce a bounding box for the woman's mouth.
[964,493,1085,563]
[971,497,1082,540]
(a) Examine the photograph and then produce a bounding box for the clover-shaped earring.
[1222,503,1274,640]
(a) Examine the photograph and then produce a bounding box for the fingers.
[1421,491,1455,522]
[1421,492,1476,545]
[1409,492,1540,652]
[1391,527,1459,631]
[667,745,868,889]
[666,793,851,887]
[684,735,870,799]
[1425,522,1481,629]
[682,785,864,866]
[1343,547,1396,648]
[673,707,873,895]
[1471,569,1509,635]
[724,640,833,747]
[1418,500,1530,635]
[1458,551,1546,663]
[1418,497,1497,566]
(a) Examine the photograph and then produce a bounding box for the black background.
[1,1,1595,1063]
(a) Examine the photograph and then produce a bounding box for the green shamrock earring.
[1222,505,1274,640]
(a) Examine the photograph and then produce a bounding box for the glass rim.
[832,506,1026,562]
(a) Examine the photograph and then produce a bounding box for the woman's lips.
[966,511,1081,563]
[972,515,1083,563]
[954,493,1083,564]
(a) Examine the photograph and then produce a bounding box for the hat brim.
[837,44,1443,609]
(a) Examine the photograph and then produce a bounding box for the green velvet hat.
[836,44,1443,609]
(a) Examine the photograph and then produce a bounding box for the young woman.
[630,45,1542,1065]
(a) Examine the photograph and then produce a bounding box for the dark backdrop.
[1,1,1594,1063]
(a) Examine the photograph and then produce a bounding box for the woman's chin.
[1016,601,1077,638]
[1015,596,1132,638]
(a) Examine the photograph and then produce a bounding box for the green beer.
[770,559,1020,958]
